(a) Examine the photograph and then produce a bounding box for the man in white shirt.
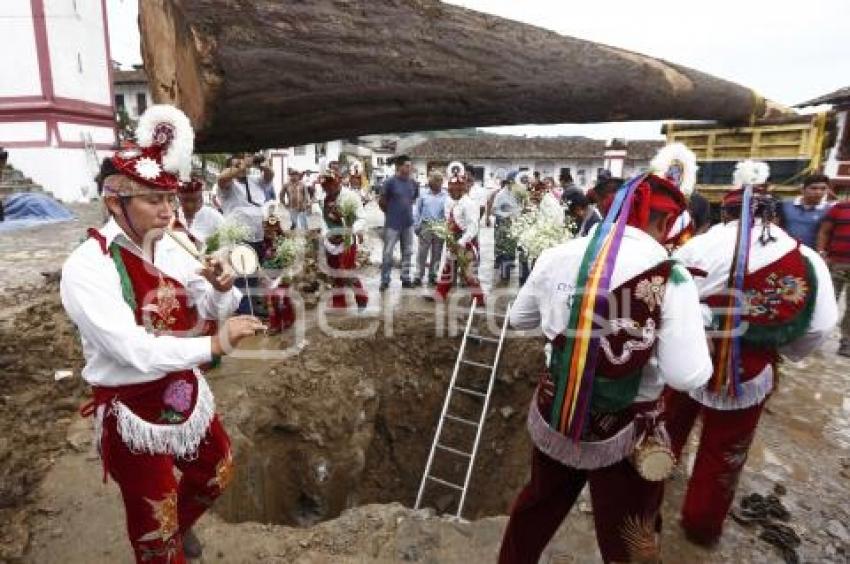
[175,177,223,246]
[434,171,485,306]
[216,153,274,244]
[60,105,264,563]
[499,174,713,564]
[665,175,838,546]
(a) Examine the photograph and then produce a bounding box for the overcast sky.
[107,0,849,140]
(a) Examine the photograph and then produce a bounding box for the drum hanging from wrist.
[630,433,675,482]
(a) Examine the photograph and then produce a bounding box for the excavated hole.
[213,312,543,527]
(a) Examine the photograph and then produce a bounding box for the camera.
[252,153,266,166]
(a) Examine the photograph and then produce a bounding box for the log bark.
[140,0,791,152]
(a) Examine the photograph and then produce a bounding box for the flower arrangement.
[335,189,362,247]
[510,210,573,261]
[428,220,471,271]
[266,236,306,270]
[511,182,529,206]
[205,220,250,253]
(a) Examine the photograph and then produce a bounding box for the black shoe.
[412,279,423,287]
[401,280,415,289]
[379,282,389,291]
[183,528,203,559]
[428,277,437,286]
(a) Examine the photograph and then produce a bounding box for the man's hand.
[211,315,266,356]
[199,257,235,292]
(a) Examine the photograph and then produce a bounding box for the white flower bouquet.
[510,210,573,261]
[204,220,250,254]
[335,189,362,247]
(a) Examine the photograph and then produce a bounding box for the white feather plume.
[650,142,698,197]
[136,104,195,181]
[446,161,465,179]
[732,160,770,187]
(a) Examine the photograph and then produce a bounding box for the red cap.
[625,174,688,230]
[721,185,767,208]
[179,177,204,194]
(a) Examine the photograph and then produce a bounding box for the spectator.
[817,195,850,357]
[559,170,583,208]
[217,153,275,313]
[378,155,418,290]
[688,190,712,235]
[567,192,602,237]
[588,176,625,215]
[778,174,831,249]
[281,168,311,230]
[414,171,448,286]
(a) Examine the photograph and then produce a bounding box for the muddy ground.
[0,203,848,563]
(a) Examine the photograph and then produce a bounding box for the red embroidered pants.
[267,286,295,332]
[435,247,485,306]
[325,245,368,309]
[498,448,664,563]
[103,415,233,564]
[663,389,765,543]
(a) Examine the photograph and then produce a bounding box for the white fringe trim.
[689,366,773,411]
[94,375,215,458]
[527,390,641,470]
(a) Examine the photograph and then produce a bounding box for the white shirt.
[60,218,243,387]
[510,226,713,401]
[674,220,838,361]
[537,193,564,224]
[178,205,224,243]
[218,175,273,242]
[446,194,480,246]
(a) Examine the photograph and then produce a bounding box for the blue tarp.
[0,192,75,232]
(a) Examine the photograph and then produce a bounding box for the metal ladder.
[414,298,512,519]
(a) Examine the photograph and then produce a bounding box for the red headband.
[626,174,688,230]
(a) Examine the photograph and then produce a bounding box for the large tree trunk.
[140,0,790,152]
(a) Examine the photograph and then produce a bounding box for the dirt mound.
[0,281,87,561]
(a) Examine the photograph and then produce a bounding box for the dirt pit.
[212,311,542,528]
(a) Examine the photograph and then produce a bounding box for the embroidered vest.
[83,229,215,460]
[705,245,817,385]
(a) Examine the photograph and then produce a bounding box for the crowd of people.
[61,104,846,563]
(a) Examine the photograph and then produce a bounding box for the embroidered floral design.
[137,491,179,544]
[600,318,657,365]
[634,276,666,312]
[163,380,193,413]
[154,278,180,327]
[745,273,808,319]
[621,513,661,562]
[207,449,235,491]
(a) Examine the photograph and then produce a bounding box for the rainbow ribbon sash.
[550,174,645,441]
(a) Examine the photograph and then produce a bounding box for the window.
[136,93,147,115]
[115,94,125,111]
[293,145,306,156]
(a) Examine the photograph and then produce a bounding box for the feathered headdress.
[650,142,698,197]
[732,160,770,187]
[446,161,466,185]
[109,105,195,193]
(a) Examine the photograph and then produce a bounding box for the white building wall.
[824,110,847,178]
[8,146,109,201]
[45,0,111,106]
[0,0,42,97]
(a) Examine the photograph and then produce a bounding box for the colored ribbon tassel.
[550,174,646,441]
[712,185,754,397]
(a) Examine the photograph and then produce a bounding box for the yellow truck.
[663,112,836,203]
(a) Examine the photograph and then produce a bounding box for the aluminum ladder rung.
[427,475,464,491]
[467,333,499,344]
[415,299,514,518]
[473,310,506,319]
[436,443,472,458]
[444,413,479,427]
[453,385,486,398]
[461,359,494,369]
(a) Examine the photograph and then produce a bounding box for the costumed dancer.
[434,163,486,306]
[173,176,223,249]
[650,142,699,250]
[320,169,369,310]
[664,160,838,545]
[498,174,713,564]
[260,202,296,332]
[60,105,265,563]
